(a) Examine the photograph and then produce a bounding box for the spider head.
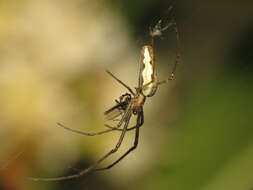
[119,93,132,103]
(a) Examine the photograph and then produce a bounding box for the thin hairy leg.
[106,70,135,95]
[57,123,116,136]
[27,109,132,181]
[57,103,132,136]
[96,111,142,171]
[104,109,144,132]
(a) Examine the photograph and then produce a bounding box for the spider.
[28,17,180,181]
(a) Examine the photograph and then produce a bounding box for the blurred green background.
[0,0,253,190]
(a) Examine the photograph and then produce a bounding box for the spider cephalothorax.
[104,93,132,120]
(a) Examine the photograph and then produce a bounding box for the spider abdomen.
[140,46,158,97]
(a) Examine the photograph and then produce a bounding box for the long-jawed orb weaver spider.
[28,17,180,181]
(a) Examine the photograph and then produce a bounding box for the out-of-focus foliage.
[0,0,253,190]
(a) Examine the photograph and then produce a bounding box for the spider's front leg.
[106,70,135,95]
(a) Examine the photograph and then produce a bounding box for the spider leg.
[106,70,135,95]
[104,108,144,132]
[96,109,143,171]
[158,21,180,85]
[26,109,132,181]
[57,122,117,136]
[104,123,137,132]
[57,104,131,136]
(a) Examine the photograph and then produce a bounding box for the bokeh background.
[0,0,253,190]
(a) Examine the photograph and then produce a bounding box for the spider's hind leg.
[96,109,143,171]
